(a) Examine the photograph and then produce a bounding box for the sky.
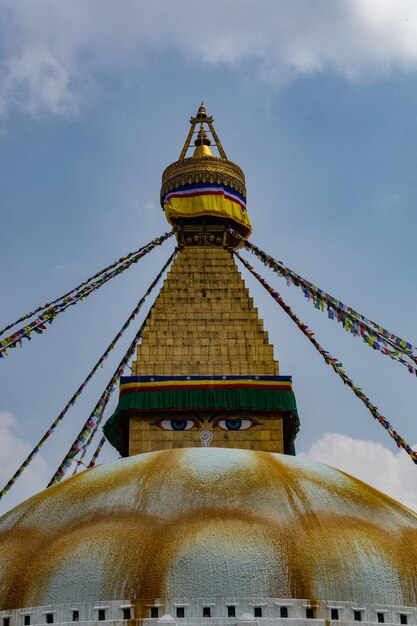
[1,0,417,514]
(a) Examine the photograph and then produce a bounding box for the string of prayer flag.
[48,317,144,486]
[0,249,177,501]
[0,230,174,337]
[230,229,417,374]
[71,427,97,475]
[0,230,175,358]
[88,435,107,469]
[235,253,417,465]
[47,250,176,487]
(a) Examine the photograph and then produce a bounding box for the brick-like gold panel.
[128,246,281,455]
[129,412,284,455]
[132,246,278,376]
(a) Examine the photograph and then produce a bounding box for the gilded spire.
[176,102,227,160]
[160,104,252,242]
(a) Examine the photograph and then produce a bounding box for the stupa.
[104,102,298,458]
[0,105,416,626]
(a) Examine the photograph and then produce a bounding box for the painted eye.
[214,419,260,431]
[153,419,198,431]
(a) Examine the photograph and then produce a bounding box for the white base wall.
[0,598,415,626]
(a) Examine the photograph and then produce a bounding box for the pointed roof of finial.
[175,102,227,161]
[196,101,207,119]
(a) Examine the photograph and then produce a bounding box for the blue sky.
[1,0,417,513]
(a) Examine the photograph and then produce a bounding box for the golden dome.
[193,143,213,157]
[0,449,416,610]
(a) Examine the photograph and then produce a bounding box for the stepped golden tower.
[104,103,299,458]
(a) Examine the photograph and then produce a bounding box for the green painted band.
[103,387,299,449]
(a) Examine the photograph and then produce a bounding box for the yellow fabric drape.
[164,193,252,237]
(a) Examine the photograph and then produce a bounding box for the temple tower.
[104,105,299,457]
[2,106,417,622]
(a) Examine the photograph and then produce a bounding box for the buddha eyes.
[154,419,197,431]
[153,418,261,431]
[214,419,260,431]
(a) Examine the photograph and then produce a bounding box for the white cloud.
[303,432,417,512]
[2,0,417,117]
[0,411,50,516]
[0,48,83,117]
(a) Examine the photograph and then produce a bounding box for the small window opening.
[203,608,211,618]
[400,616,408,625]
[377,614,385,624]
[280,607,288,619]
[150,608,159,619]
[72,611,79,622]
[354,611,362,622]
[122,609,131,620]
[3,617,10,626]
[98,610,106,621]
[331,609,339,621]
[306,608,315,619]
[227,607,236,618]
[254,608,262,618]
[46,614,54,624]
[24,616,31,626]
[176,608,185,619]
